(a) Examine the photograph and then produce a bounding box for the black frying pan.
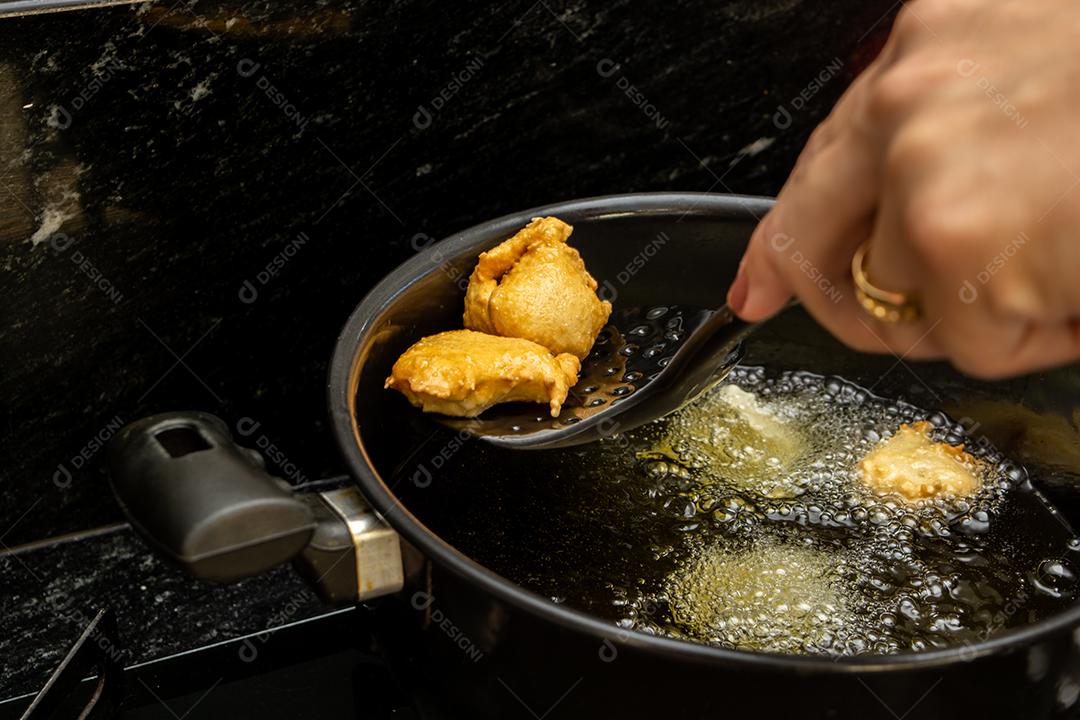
[109,193,1080,719]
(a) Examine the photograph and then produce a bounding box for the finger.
[732,134,880,345]
[862,113,1035,363]
[1006,320,1080,377]
[730,58,887,324]
[856,182,947,360]
[933,317,1080,379]
[727,209,795,320]
[789,59,886,176]
[916,236,1060,378]
[756,129,954,360]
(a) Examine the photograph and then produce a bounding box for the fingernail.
[727,261,748,314]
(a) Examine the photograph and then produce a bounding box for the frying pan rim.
[328,191,1080,672]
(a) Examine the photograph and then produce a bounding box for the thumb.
[728,213,794,321]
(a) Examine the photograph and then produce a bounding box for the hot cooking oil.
[403,367,1080,656]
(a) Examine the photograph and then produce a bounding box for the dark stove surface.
[0,526,420,719]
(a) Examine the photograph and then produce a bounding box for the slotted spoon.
[436,304,753,449]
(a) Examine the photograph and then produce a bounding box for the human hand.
[728,0,1080,378]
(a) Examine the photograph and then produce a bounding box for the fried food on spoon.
[859,421,983,501]
[385,330,581,418]
[386,216,607,417]
[463,216,612,359]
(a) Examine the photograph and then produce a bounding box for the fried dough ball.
[859,421,983,501]
[666,539,851,654]
[650,384,807,498]
[384,330,580,417]
[463,216,612,359]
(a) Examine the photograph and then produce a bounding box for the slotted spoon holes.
[553,304,698,427]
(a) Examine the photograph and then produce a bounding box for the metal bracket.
[318,487,404,601]
[21,607,121,720]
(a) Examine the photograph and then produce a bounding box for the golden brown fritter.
[859,421,983,501]
[463,216,612,359]
[666,539,851,654]
[651,384,808,498]
[384,330,580,417]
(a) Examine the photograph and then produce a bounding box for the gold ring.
[851,242,921,323]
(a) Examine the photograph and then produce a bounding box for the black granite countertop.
[0,524,330,698]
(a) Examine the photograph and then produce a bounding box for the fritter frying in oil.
[859,420,983,501]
